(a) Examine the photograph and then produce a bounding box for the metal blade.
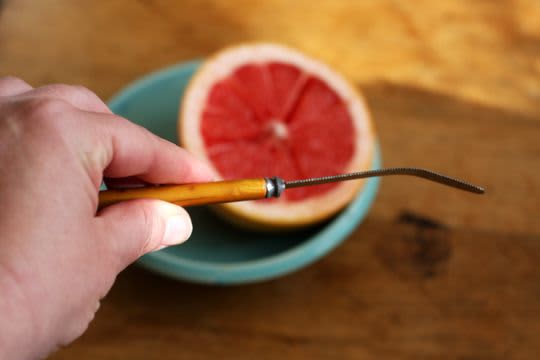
[284,167,485,194]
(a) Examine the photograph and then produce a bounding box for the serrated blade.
[284,167,485,194]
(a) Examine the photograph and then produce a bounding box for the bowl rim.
[108,61,381,285]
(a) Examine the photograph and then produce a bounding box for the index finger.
[83,111,215,186]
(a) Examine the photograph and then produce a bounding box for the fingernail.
[162,216,192,246]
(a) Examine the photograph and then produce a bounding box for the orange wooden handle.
[98,178,268,210]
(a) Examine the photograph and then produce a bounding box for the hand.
[0,77,213,359]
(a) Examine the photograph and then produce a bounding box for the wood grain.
[51,218,540,360]
[1,0,539,359]
[1,0,539,116]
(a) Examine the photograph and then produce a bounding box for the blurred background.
[1,0,539,359]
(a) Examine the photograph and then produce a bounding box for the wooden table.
[1,1,539,358]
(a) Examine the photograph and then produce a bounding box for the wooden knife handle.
[98,178,268,210]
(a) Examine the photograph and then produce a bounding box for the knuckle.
[0,76,31,97]
[0,97,67,142]
[21,97,67,121]
[70,84,96,98]
[0,75,24,84]
[48,83,98,100]
[41,83,107,112]
[41,83,77,97]
[137,202,157,255]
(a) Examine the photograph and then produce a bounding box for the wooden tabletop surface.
[1,1,539,359]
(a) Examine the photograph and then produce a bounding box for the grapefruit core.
[180,44,375,229]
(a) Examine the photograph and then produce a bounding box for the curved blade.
[284,167,485,194]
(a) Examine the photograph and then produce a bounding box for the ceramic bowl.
[108,61,380,285]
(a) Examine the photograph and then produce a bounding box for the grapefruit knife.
[98,167,485,210]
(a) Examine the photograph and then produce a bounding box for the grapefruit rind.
[180,43,375,229]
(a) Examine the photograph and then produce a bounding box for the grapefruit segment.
[267,62,306,120]
[180,44,375,229]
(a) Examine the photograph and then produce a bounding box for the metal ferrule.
[264,177,286,198]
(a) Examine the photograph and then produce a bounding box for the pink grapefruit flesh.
[180,44,375,229]
[202,63,356,201]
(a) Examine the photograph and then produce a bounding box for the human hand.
[0,77,213,359]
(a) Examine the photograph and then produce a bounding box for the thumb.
[97,199,192,269]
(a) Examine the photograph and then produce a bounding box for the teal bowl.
[108,61,381,285]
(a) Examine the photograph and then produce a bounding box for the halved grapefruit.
[179,43,375,229]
